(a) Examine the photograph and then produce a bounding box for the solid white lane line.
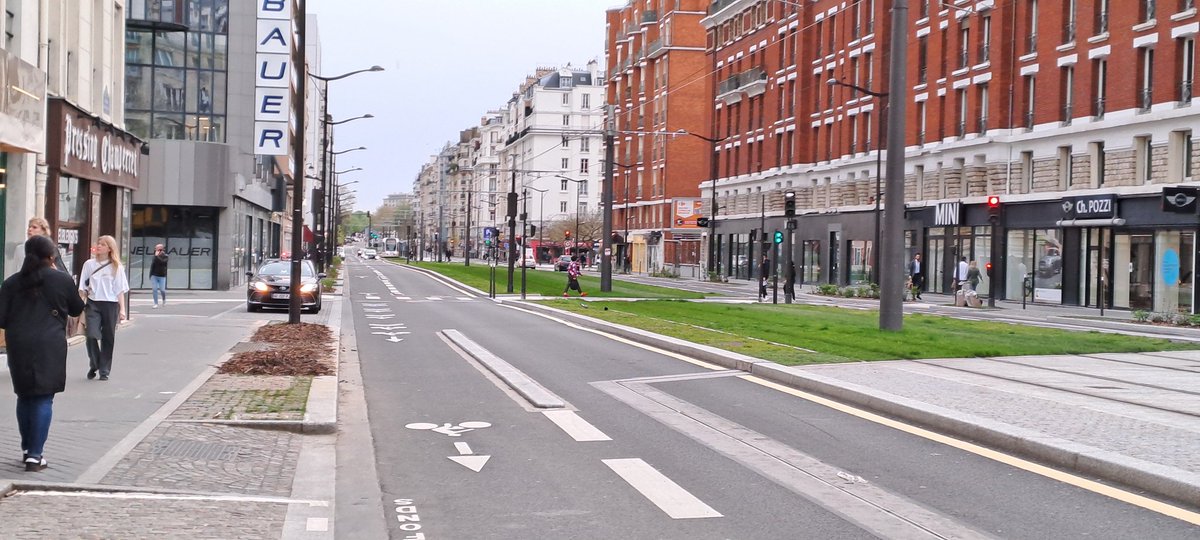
[542,410,612,442]
[602,458,722,519]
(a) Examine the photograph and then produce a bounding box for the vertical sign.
[254,0,293,155]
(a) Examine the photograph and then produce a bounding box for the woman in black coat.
[0,235,86,471]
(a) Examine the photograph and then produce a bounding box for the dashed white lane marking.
[306,517,329,532]
[395,296,411,300]
[458,296,474,301]
[426,296,442,300]
[542,410,612,442]
[602,458,722,519]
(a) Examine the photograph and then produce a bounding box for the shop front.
[45,98,143,280]
[0,47,47,277]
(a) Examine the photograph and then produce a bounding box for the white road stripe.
[426,296,442,301]
[306,517,329,532]
[394,296,411,300]
[543,410,612,442]
[602,458,722,519]
[458,297,475,301]
[454,441,473,455]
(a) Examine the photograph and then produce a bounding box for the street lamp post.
[828,78,888,285]
[330,177,359,258]
[287,0,308,324]
[880,0,912,331]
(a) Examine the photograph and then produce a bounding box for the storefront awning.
[1054,218,1127,227]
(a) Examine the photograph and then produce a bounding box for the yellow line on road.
[740,374,1200,526]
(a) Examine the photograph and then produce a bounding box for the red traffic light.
[987,195,1001,207]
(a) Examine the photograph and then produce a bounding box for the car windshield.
[257,262,314,277]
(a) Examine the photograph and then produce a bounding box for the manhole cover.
[151,438,242,461]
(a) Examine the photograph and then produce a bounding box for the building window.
[1093,58,1107,118]
[918,36,928,84]
[959,24,970,69]
[978,83,989,134]
[561,159,570,171]
[1142,0,1156,22]
[562,93,569,106]
[1095,0,1109,35]
[1064,0,1077,43]
[560,201,568,212]
[1170,130,1194,181]
[1027,0,1039,54]
[562,114,570,126]
[4,10,13,48]
[863,111,873,149]
[920,0,930,19]
[917,101,927,145]
[980,16,991,63]
[916,165,926,197]
[1136,135,1153,183]
[1059,145,1073,188]
[850,114,860,154]
[1021,151,1034,192]
[1181,37,1195,104]
[1024,75,1036,129]
[1061,65,1074,125]
[1140,47,1155,112]
[582,93,591,109]
[1090,141,1106,187]
[580,137,590,152]
[580,158,589,174]
[956,89,968,136]
[562,136,569,148]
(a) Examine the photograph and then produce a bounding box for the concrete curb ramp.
[511,300,1200,508]
[442,329,566,409]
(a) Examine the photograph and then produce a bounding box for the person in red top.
[562,256,588,297]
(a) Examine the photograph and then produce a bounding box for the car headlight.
[300,283,317,293]
[253,281,270,292]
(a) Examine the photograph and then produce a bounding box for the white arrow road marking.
[370,324,407,330]
[602,458,722,519]
[543,410,611,442]
[363,308,391,313]
[426,296,442,301]
[361,303,389,307]
[365,296,381,300]
[384,336,404,343]
[365,315,395,320]
[371,332,410,336]
[454,442,472,455]
[448,455,490,472]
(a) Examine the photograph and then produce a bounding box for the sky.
[308,0,621,211]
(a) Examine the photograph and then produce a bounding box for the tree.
[341,212,369,236]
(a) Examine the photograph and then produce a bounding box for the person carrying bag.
[79,236,129,381]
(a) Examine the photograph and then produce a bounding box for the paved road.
[343,257,1199,539]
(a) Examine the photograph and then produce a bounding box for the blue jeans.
[151,275,167,305]
[16,394,54,459]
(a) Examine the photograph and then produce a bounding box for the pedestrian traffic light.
[985,261,994,276]
[773,230,784,244]
[784,191,796,217]
[564,230,571,239]
[987,195,1001,224]
[529,225,537,236]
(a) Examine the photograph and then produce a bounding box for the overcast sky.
[308,0,619,211]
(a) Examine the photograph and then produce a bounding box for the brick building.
[606,0,712,275]
[699,0,1200,313]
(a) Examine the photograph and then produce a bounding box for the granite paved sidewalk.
[787,349,1200,505]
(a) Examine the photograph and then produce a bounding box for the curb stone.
[511,300,1200,508]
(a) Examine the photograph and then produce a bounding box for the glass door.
[1129,234,1154,310]
[926,235,946,293]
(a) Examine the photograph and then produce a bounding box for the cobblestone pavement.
[796,354,1200,474]
[0,491,287,539]
[170,375,311,421]
[98,422,302,497]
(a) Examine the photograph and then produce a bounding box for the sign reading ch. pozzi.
[254,0,294,156]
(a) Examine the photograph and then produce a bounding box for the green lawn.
[394,260,705,299]
[537,300,1199,365]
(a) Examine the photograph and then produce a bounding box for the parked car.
[364,249,378,260]
[556,255,572,271]
[246,260,325,313]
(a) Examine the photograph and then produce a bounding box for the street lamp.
[828,78,888,285]
[329,114,373,126]
[332,146,366,155]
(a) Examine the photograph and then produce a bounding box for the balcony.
[642,10,658,24]
[647,38,666,59]
[716,67,768,104]
[709,0,740,14]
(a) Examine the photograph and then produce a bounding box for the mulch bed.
[219,322,335,376]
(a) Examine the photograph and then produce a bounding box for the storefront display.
[129,206,218,290]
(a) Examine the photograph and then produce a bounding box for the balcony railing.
[918,66,928,84]
[647,38,665,58]
[717,67,768,97]
[1027,32,1038,54]
[959,49,970,69]
[1140,87,1153,112]
[1183,81,1194,104]
[1096,11,1109,34]
[978,42,990,63]
[979,115,989,135]
[957,120,966,136]
[1185,0,1196,11]
[1064,20,1076,43]
[1094,97,1106,118]
[642,10,658,23]
[1062,103,1074,125]
[1024,110,1036,130]
[918,130,926,145]
[1144,0,1157,21]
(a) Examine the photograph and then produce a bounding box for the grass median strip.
[396,260,706,299]
[537,300,1200,365]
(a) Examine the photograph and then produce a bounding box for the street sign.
[696,217,710,227]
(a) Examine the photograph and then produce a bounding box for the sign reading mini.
[934,201,961,226]
[254,0,293,156]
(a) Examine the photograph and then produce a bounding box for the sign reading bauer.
[254,0,293,155]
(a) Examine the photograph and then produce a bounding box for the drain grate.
[150,438,242,461]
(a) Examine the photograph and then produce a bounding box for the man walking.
[150,244,168,308]
[908,253,924,300]
[758,254,770,302]
[955,256,969,292]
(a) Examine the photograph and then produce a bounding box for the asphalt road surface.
[344,256,1200,540]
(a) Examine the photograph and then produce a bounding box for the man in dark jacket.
[0,236,86,471]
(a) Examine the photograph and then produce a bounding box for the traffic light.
[529,225,537,236]
[784,191,796,217]
[773,230,784,244]
[987,195,1001,224]
[564,230,571,240]
[985,261,994,277]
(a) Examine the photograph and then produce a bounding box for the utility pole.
[880,0,911,331]
[287,0,307,324]
[600,108,615,291]
[521,188,528,300]
[438,153,446,262]
[506,154,517,293]
[465,190,473,267]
